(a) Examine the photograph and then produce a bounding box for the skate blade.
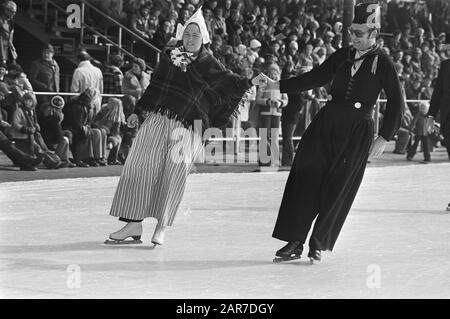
[104,239,143,245]
[273,255,301,263]
[309,258,321,264]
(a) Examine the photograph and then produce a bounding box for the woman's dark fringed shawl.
[135,46,251,134]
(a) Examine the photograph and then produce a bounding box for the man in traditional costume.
[261,3,404,262]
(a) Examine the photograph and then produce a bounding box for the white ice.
[0,163,449,298]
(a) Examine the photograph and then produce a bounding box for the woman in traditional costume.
[106,8,258,246]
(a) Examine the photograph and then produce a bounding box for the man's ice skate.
[273,241,303,263]
[151,224,166,246]
[104,222,143,245]
[308,249,321,264]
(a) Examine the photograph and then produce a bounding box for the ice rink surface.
[0,163,449,299]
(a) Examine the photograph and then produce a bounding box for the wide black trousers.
[272,104,374,251]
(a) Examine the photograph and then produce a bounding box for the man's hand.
[369,136,387,159]
[425,116,435,134]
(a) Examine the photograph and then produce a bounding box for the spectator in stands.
[267,40,281,63]
[299,43,314,71]
[400,24,414,53]
[167,9,179,34]
[312,46,326,66]
[103,54,124,95]
[4,64,32,94]
[129,4,154,40]
[392,50,403,64]
[393,106,413,155]
[151,18,173,50]
[0,60,7,81]
[286,40,299,65]
[306,20,319,41]
[256,63,287,167]
[62,87,107,167]
[234,43,251,73]
[123,0,148,26]
[98,0,127,28]
[323,31,336,57]
[173,0,185,12]
[228,22,243,47]
[202,8,214,40]
[222,0,233,20]
[411,48,423,74]
[386,0,401,32]
[412,27,426,48]
[28,43,60,105]
[209,34,224,59]
[0,1,17,65]
[177,6,190,26]
[15,68,33,93]
[402,52,414,75]
[0,82,42,170]
[152,0,175,19]
[407,102,431,163]
[93,97,125,165]
[38,95,75,167]
[388,29,402,54]
[118,94,137,164]
[226,6,241,42]
[247,39,261,65]
[406,75,423,113]
[332,32,342,51]
[211,6,227,38]
[122,57,150,100]
[70,51,104,115]
[420,77,433,100]
[9,92,63,169]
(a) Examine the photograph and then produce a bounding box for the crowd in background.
[1,0,449,171]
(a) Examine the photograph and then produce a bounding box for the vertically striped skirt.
[109,111,203,226]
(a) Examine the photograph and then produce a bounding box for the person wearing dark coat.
[28,43,60,105]
[38,95,75,167]
[427,34,450,161]
[61,88,107,167]
[0,82,42,170]
[150,19,173,51]
[259,3,404,262]
[9,92,63,169]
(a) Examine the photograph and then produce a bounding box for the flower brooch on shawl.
[170,47,195,72]
[126,113,139,129]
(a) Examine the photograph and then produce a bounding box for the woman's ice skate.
[151,225,166,246]
[308,249,321,264]
[104,222,143,245]
[273,241,303,263]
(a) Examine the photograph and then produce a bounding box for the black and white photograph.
[0,0,449,304]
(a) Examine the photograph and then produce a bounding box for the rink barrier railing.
[31,92,429,145]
